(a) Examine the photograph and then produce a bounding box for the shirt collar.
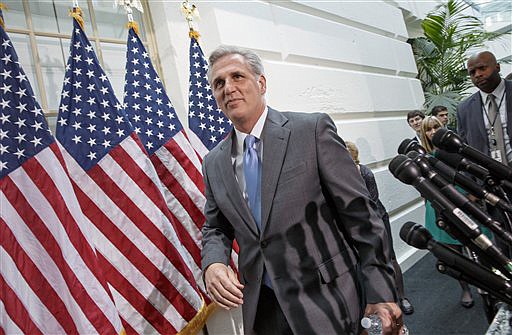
[480,78,505,103]
[234,106,268,154]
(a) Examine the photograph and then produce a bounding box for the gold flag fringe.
[127,20,140,36]
[189,28,200,41]
[69,7,84,30]
[0,3,7,29]
[177,297,217,335]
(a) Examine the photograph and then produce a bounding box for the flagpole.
[126,6,140,36]
[0,3,7,29]
[117,0,142,36]
[181,0,200,40]
[69,2,85,30]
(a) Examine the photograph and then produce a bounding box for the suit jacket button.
[261,241,268,248]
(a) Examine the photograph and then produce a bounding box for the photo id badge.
[491,149,503,162]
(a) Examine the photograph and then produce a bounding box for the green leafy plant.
[410,0,506,119]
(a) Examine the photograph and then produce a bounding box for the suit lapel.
[216,131,260,236]
[471,93,488,148]
[505,81,512,141]
[260,108,290,234]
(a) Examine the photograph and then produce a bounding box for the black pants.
[254,285,293,335]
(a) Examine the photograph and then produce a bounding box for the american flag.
[0,15,123,334]
[122,28,206,292]
[186,36,240,267]
[187,37,231,158]
[55,16,203,334]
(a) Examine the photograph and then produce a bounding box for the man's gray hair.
[207,45,264,83]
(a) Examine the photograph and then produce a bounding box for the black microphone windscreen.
[431,128,450,148]
[389,154,409,176]
[399,221,431,250]
[436,150,463,169]
[398,138,415,155]
[432,128,466,153]
[389,155,423,185]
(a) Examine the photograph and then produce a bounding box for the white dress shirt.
[231,106,268,199]
[480,79,510,161]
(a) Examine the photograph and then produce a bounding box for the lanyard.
[482,90,506,132]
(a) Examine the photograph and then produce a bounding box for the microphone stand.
[434,214,512,279]
[487,184,512,258]
[436,260,512,306]
[465,247,506,323]
[436,213,512,322]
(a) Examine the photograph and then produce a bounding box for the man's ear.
[258,75,267,94]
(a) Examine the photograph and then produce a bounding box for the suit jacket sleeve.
[456,102,467,143]
[360,164,388,219]
[315,113,396,303]
[201,157,235,272]
[360,165,379,204]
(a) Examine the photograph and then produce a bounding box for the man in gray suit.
[201,45,402,335]
[457,51,512,163]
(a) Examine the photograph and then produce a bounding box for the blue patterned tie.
[243,135,272,288]
[244,135,261,229]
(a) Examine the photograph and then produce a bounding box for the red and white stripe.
[58,134,204,334]
[187,130,210,161]
[0,143,123,335]
[151,132,205,265]
[149,130,239,285]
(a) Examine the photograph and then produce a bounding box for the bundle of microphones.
[391,128,512,306]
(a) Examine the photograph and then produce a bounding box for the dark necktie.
[488,94,507,163]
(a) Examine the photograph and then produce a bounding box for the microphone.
[429,152,512,212]
[405,151,512,244]
[432,128,512,183]
[396,140,511,209]
[389,155,512,274]
[400,222,512,296]
[437,149,512,193]
[398,138,427,155]
[436,150,490,181]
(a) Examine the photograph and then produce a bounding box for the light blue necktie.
[243,135,272,288]
[244,135,261,229]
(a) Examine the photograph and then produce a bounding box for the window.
[2,0,160,130]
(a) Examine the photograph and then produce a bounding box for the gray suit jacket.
[457,80,512,154]
[201,108,396,334]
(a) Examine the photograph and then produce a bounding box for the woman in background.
[419,116,474,308]
[346,141,414,315]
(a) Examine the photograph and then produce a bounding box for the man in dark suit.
[457,51,512,164]
[201,45,402,335]
[457,51,512,258]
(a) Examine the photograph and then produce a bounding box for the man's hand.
[365,302,404,335]
[204,263,244,310]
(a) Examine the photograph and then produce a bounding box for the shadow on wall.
[355,138,376,164]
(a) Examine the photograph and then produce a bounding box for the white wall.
[147,0,426,331]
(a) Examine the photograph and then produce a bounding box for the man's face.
[210,54,266,129]
[408,115,423,132]
[467,53,501,93]
[436,110,449,126]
